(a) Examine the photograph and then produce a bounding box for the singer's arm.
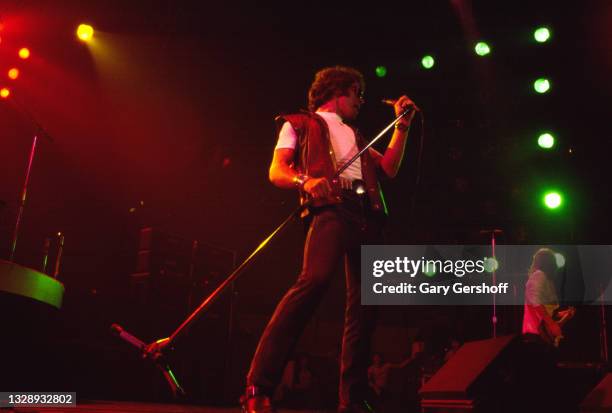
[270,148,332,197]
[269,148,299,189]
[371,95,416,178]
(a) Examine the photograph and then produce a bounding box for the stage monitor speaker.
[581,373,612,412]
[419,335,519,412]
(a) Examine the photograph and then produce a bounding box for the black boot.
[241,386,276,413]
[338,399,375,413]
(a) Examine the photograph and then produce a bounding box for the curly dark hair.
[528,248,558,279]
[307,66,365,112]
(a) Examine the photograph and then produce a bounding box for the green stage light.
[534,27,551,43]
[375,66,387,78]
[484,257,499,273]
[421,55,435,69]
[543,191,562,209]
[538,132,555,149]
[554,253,566,268]
[474,42,491,56]
[534,78,551,93]
[423,265,437,277]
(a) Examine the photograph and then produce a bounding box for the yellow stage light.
[18,47,30,59]
[77,24,94,42]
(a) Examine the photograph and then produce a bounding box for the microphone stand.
[111,106,417,396]
[480,228,503,338]
[7,95,54,262]
[600,283,609,365]
[9,135,38,261]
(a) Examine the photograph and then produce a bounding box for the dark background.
[0,0,610,406]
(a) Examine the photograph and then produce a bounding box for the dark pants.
[246,200,384,408]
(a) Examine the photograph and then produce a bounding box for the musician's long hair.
[528,248,558,279]
[308,66,365,112]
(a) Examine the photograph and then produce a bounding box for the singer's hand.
[546,320,562,338]
[303,177,332,199]
[394,95,417,127]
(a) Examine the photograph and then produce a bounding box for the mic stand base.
[110,324,186,398]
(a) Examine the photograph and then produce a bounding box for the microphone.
[381,98,420,112]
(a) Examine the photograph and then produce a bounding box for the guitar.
[539,306,576,347]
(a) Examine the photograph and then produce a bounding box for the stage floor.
[11,400,318,413]
[11,401,237,413]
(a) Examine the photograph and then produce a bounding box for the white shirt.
[522,270,559,334]
[275,111,362,181]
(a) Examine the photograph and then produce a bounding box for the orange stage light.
[0,88,10,98]
[8,68,19,80]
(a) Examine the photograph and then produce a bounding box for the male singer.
[243,66,416,413]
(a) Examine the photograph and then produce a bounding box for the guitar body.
[538,307,576,347]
